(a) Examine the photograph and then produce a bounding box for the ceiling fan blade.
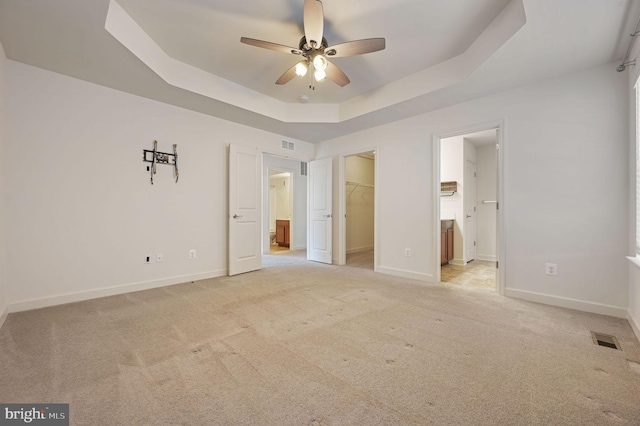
[325,61,350,87]
[325,38,386,58]
[303,0,324,49]
[275,61,305,85]
[240,37,302,55]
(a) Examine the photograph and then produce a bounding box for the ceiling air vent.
[282,140,295,151]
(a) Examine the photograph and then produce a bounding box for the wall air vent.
[282,140,295,151]
[301,162,308,176]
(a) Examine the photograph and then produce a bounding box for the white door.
[229,144,262,276]
[308,157,332,264]
[465,159,477,262]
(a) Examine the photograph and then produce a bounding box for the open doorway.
[269,169,292,253]
[344,152,375,269]
[262,154,307,261]
[439,128,500,291]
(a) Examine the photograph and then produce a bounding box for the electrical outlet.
[156,253,163,263]
[189,249,196,259]
[404,248,411,257]
[545,263,557,276]
[144,255,151,264]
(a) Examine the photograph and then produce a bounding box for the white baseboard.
[8,269,227,313]
[504,288,627,319]
[449,259,466,266]
[346,245,374,255]
[0,304,8,330]
[629,311,640,342]
[377,266,435,283]
[476,254,497,262]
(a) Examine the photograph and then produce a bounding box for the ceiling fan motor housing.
[299,36,329,54]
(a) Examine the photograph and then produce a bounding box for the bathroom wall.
[271,174,292,221]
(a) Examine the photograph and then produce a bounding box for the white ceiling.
[115,0,512,104]
[0,0,635,143]
[464,129,498,147]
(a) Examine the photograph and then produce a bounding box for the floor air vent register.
[591,332,621,350]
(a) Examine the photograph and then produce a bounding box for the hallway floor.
[441,260,496,291]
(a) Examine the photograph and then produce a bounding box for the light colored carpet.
[1,251,639,425]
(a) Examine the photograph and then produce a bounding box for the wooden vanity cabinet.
[275,220,290,247]
[441,220,454,265]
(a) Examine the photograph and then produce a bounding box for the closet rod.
[617,9,640,72]
[346,180,374,188]
[346,180,374,198]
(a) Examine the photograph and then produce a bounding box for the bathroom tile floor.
[441,260,496,291]
[269,244,291,254]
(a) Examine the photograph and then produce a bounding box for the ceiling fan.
[240,0,385,89]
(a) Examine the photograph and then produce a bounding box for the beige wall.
[3,60,313,311]
[318,62,630,317]
[0,41,7,326]
[627,35,640,340]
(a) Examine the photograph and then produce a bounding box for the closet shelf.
[441,181,457,197]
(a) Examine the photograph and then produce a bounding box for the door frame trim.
[433,120,506,295]
[464,158,477,263]
[337,146,379,269]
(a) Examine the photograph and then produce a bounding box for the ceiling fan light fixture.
[312,54,328,71]
[295,62,308,77]
[241,0,385,88]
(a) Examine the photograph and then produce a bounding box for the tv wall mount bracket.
[143,140,179,185]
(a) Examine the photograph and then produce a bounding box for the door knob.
[324,214,332,218]
[233,214,243,219]
[466,215,472,218]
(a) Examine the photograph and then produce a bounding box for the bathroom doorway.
[439,128,499,291]
[268,169,293,254]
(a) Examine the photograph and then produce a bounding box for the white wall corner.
[504,288,628,319]
[0,304,8,330]
[8,270,227,314]
[628,310,640,342]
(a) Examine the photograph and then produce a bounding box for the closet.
[345,153,375,267]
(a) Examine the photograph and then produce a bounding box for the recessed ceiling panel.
[115,0,512,103]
